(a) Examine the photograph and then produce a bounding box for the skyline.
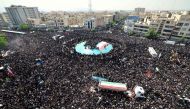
[0,0,190,12]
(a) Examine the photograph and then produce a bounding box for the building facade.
[0,12,12,27]
[46,18,64,29]
[5,5,40,27]
[172,11,190,38]
[126,11,190,38]
[27,18,41,27]
[135,8,145,14]
[84,18,96,29]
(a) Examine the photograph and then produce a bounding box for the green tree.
[91,29,96,32]
[0,33,8,48]
[145,28,159,39]
[181,35,186,42]
[128,30,135,36]
[178,35,187,44]
[19,23,29,30]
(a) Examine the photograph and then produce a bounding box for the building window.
[177,23,183,26]
[166,21,170,24]
[165,25,173,28]
[163,30,172,32]
[186,33,190,36]
[186,18,190,21]
[182,28,187,31]
[184,23,189,26]
[180,32,184,35]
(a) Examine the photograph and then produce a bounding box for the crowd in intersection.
[0,29,190,109]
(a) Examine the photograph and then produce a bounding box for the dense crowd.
[0,29,190,109]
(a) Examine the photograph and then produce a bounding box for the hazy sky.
[0,0,190,12]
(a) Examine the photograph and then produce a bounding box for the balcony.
[163,27,173,30]
[176,23,184,27]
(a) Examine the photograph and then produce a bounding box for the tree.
[0,33,8,48]
[180,35,186,43]
[145,28,159,39]
[128,30,135,36]
[19,23,29,31]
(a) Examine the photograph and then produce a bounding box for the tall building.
[5,5,40,27]
[172,11,190,38]
[135,8,145,14]
[0,12,12,27]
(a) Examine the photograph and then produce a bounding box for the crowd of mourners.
[0,29,190,109]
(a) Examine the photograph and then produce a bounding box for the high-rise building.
[135,8,145,14]
[5,5,40,27]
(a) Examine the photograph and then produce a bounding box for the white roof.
[1,30,26,35]
[164,40,175,45]
[134,86,145,98]
[148,47,158,58]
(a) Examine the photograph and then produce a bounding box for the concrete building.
[84,16,108,29]
[113,11,129,22]
[131,15,175,37]
[84,18,96,29]
[0,12,12,27]
[27,18,41,27]
[64,16,84,27]
[46,18,64,29]
[161,19,175,37]
[135,8,145,14]
[5,5,40,27]
[172,11,190,38]
[103,15,113,25]
[126,11,190,38]
[124,16,140,32]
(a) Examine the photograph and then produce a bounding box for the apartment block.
[172,11,190,38]
[0,12,12,27]
[5,5,40,26]
[126,11,190,38]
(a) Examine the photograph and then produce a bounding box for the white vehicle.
[148,47,158,58]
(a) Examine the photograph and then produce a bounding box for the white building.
[5,5,40,26]
[84,16,108,29]
[172,11,190,38]
[84,18,96,29]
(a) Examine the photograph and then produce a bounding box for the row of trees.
[126,28,159,39]
[19,23,29,31]
[145,28,159,39]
